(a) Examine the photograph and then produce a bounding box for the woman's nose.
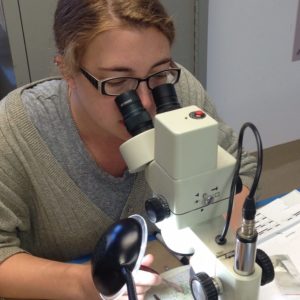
[137,83,156,117]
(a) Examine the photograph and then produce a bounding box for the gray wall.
[206,0,300,149]
[161,0,195,73]
[1,0,199,94]
[0,0,16,98]
[2,0,60,87]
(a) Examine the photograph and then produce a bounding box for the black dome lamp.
[91,214,148,300]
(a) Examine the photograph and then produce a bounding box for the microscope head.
[116,84,236,234]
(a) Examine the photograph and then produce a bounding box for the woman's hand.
[70,263,102,300]
[120,254,162,300]
[76,254,161,300]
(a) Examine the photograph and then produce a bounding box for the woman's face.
[70,26,172,143]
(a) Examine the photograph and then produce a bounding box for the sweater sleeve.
[0,101,31,262]
[0,181,30,262]
[175,64,257,192]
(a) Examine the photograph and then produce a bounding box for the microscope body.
[120,104,263,299]
[145,105,235,231]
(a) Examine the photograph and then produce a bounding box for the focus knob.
[256,248,275,286]
[190,272,220,300]
[145,197,170,223]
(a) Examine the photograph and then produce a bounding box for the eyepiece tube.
[115,90,153,136]
[152,83,181,114]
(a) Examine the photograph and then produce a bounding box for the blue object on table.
[71,254,91,264]
[256,188,300,208]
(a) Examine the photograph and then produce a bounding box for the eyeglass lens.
[103,69,179,95]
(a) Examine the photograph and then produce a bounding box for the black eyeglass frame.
[79,67,181,96]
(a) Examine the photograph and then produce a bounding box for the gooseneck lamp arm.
[216,122,263,244]
[121,266,138,300]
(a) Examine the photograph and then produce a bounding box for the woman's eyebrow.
[96,58,172,73]
[97,66,132,73]
[151,57,172,68]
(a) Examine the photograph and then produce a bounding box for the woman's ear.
[54,54,63,70]
[54,54,76,91]
[66,77,76,93]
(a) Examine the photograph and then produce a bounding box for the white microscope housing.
[120,102,263,300]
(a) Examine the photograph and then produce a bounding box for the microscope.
[113,83,274,299]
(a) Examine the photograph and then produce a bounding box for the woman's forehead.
[81,27,171,73]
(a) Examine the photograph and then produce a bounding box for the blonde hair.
[53,0,175,77]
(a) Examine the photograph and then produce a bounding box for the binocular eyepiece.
[115,83,181,136]
[152,83,181,114]
[115,90,153,137]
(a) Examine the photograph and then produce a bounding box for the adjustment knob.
[256,248,275,286]
[145,197,170,223]
[190,272,221,300]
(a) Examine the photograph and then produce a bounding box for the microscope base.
[159,217,262,299]
[189,223,262,300]
[190,253,262,300]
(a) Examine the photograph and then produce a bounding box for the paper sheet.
[258,190,300,299]
[256,189,300,244]
[259,225,300,299]
[145,265,192,299]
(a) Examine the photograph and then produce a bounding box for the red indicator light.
[189,110,206,119]
[195,110,204,117]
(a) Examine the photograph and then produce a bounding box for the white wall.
[206,0,300,150]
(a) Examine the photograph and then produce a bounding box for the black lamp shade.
[92,215,148,299]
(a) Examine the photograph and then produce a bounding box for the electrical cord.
[216,122,263,244]
[121,266,138,300]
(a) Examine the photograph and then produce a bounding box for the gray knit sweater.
[0,66,257,263]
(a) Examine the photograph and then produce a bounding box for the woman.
[0,0,256,299]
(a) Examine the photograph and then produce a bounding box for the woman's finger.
[133,269,162,286]
[140,253,154,267]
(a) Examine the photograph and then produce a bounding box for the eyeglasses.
[80,67,181,96]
